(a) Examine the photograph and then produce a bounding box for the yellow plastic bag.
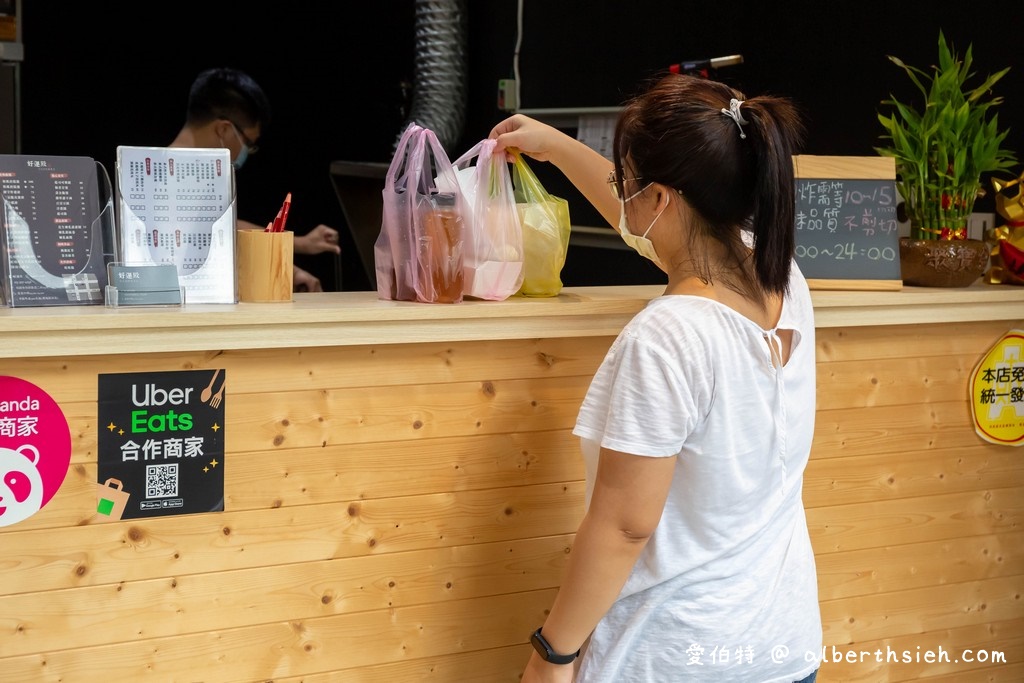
[510,151,571,297]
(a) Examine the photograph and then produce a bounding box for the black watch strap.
[530,627,580,665]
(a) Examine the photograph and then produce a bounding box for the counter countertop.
[1,284,1022,359]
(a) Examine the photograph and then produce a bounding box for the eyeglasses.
[607,170,643,200]
[229,120,260,155]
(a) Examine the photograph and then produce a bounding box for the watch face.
[530,630,550,659]
[530,628,579,664]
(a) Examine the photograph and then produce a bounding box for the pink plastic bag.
[374,124,466,303]
[452,139,524,300]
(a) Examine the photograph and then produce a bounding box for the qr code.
[146,463,179,498]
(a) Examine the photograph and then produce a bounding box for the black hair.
[613,73,805,302]
[185,67,272,132]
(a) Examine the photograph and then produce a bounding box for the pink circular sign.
[0,376,72,526]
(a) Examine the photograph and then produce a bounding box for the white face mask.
[618,184,667,269]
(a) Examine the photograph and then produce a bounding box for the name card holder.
[104,263,184,307]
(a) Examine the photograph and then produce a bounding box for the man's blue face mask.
[228,122,257,170]
[232,141,249,170]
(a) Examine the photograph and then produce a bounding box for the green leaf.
[876,28,1020,232]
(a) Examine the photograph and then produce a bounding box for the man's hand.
[295,224,341,255]
[293,265,323,292]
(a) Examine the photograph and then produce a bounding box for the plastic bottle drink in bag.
[417,192,464,303]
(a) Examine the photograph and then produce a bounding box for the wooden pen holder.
[237,229,294,302]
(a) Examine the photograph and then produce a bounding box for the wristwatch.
[530,627,581,664]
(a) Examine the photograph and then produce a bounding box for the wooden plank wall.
[0,320,1021,681]
[809,320,1024,681]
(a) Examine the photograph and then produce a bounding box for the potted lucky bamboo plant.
[876,30,1019,286]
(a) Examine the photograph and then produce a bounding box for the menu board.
[792,155,902,290]
[0,154,111,306]
[116,146,236,303]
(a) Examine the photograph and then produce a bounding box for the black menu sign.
[96,369,226,521]
[0,154,110,306]
[792,155,902,290]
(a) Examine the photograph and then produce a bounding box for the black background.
[18,1,1023,291]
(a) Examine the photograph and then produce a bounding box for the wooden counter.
[2,283,1022,358]
[1,284,1022,682]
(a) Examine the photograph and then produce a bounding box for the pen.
[277,192,292,232]
[668,54,743,75]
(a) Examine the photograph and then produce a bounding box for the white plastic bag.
[452,139,524,300]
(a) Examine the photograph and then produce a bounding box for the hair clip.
[720,98,748,139]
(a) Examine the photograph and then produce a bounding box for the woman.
[490,74,822,682]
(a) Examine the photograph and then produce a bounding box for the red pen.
[277,192,292,232]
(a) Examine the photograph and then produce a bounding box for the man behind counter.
[169,67,341,292]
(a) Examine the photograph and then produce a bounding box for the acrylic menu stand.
[114,146,238,304]
[0,156,117,307]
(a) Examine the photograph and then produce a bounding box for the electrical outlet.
[497,79,517,112]
[968,212,995,240]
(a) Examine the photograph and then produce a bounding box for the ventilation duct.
[396,0,467,153]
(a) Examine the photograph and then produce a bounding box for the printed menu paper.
[0,154,111,307]
[116,146,236,303]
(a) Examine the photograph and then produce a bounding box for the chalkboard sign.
[792,155,902,290]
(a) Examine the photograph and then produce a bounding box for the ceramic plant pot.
[899,237,990,287]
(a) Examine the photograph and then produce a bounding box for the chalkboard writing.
[793,177,902,285]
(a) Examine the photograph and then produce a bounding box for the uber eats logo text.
[131,383,194,432]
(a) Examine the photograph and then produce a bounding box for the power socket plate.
[497,79,517,112]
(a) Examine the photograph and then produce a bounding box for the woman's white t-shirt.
[572,262,822,682]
